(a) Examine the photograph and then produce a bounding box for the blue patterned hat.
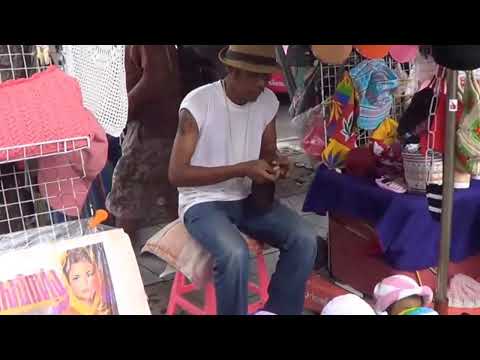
[350,60,399,130]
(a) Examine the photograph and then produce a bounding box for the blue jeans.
[183,199,317,315]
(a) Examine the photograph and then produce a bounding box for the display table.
[303,166,480,270]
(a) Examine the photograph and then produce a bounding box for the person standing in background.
[106,45,182,242]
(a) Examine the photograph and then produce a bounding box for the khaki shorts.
[106,121,177,229]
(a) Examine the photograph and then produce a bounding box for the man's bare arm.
[168,110,277,187]
[260,117,290,178]
[260,118,279,162]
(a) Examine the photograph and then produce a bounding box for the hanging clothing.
[62,45,128,138]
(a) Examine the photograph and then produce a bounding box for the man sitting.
[168,45,318,315]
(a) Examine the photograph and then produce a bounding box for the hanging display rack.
[0,45,93,245]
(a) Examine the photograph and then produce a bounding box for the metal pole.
[275,45,297,101]
[435,69,457,315]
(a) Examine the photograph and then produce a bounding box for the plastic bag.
[303,124,327,159]
[291,102,329,159]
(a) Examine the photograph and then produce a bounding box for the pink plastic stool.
[166,239,270,315]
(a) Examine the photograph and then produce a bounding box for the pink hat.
[389,45,419,64]
[321,294,376,315]
[373,275,434,313]
[253,311,277,315]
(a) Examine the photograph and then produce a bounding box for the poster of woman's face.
[0,228,150,315]
[61,243,118,315]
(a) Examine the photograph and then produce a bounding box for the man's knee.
[292,226,318,262]
[217,240,250,270]
[185,204,249,271]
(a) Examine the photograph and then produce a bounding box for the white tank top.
[178,80,279,220]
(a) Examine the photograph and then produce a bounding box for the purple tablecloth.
[303,166,480,270]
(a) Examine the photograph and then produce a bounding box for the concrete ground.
[139,99,328,315]
[276,97,298,141]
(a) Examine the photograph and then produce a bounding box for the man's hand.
[272,155,290,179]
[241,160,278,184]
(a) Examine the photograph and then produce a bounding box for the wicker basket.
[402,151,443,193]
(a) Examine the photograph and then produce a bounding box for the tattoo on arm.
[177,109,198,136]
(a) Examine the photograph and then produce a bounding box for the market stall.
[0,45,149,315]
[2,44,478,316]
[279,45,480,314]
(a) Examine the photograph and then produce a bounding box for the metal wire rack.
[0,45,63,83]
[0,45,92,244]
[316,49,414,146]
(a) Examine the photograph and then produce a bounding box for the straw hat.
[311,45,352,65]
[218,45,281,74]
